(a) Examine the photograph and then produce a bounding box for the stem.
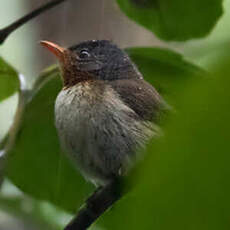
[0,0,70,45]
[64,180,123,230]
[0,88,27,187]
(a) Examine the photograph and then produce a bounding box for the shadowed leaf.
[117,0,223,41]
[100,56,230,230]
[0,57,19,102]
[126,47,205,105]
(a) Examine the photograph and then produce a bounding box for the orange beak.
[40,40,66,61]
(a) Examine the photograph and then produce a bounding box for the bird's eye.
[79,50,90,59]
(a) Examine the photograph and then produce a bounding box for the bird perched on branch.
[41,40,167,229]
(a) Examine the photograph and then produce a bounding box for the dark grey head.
[69,40,142,81]
[41,40,142,86]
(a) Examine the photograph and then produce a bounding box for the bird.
[40,40,167,187]
[40,40,168,229]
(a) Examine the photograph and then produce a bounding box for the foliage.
[116,0,223,41]
[0,0,229,230]
[100,60,230,230]
[126,47,205,104]
[0,57,19,102]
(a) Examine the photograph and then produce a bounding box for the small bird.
[40,40,166,187]
[41,40,167,229]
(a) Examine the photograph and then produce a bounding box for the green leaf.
[117,0,223,41]
[0,56,20,102]
[6,70,93,213]
[126,47,205,105]
[99,58,230,229]
[0,57,20,184]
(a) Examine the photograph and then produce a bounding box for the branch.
[0,0,70,45]
[0,85,28,187]
[64,180,123,230]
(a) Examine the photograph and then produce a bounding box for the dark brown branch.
[0,0,70,45]
[65,180,123,230]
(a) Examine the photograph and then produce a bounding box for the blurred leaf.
[117,0,223,41]
[6,70,93,213]
[0,195,58,230]
[0,180,72,230]
[100,58,230,229]
[0,57,19,102]
[126,47,205,105]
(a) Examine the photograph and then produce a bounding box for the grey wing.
[109,79,169,122]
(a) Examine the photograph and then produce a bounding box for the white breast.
[55,82,156,185]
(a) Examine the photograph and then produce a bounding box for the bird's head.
[40,40,142,87]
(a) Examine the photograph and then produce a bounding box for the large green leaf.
[99,58,230,229]
[117,0,223,41]
[6,70,93,213]
[0,57,19,102]
[6,47,204,213]
[126,47,204,105]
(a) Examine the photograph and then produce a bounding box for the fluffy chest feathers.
[55,81,156,185]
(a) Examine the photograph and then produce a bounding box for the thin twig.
[65,180,123,230]
[0,0,70,45]
[0,88,27,187]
